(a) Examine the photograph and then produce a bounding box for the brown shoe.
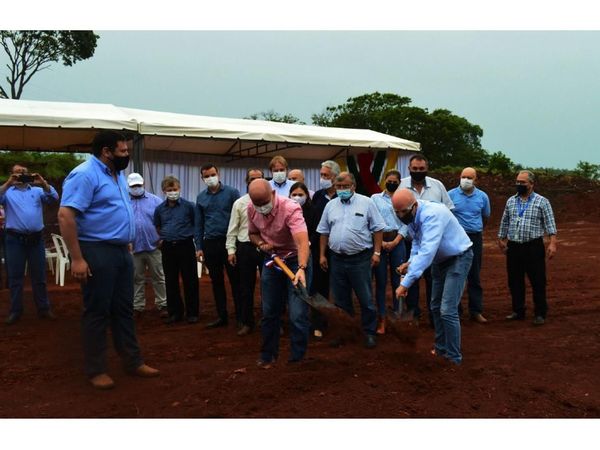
[90,373,115,390]
[237,325,252,336]
[376,317,386,335]
[134,364,160,378]
[470,313,488,324]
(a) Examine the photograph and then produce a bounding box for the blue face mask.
[336,189,353,201]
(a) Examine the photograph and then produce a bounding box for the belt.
[332,248,372,258]
[382,230,398,241]
[162,237,194,246]
[508,237,543,246]
[6,228,42,238]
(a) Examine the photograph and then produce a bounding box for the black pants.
[80,241,142,377]
[507,238,547,318]
[204,237,240,323]
[236,241,262,328]
[161,238,199,319]
[405,240,433,322]
[458,232,484,316]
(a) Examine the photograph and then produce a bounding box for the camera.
[17,174,35,183]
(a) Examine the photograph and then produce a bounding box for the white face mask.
[460,178,474,190]
[204,175,219,188]
[272,171,287,184]
[255,201,273,215]
[291,195,306,206]
[129,186,145,197]
[166,191,180,201]
[319,178,333,190]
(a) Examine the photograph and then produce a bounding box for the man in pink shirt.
[248,179,311,368]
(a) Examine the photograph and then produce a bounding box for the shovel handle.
[272,255,297,281]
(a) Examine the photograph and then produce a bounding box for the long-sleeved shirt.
[399,176,454,210]
[448,186,491,233]
[154,198,196,243]
[269,179,295,198]
[195,182,239,249]
[0,184,58,233]
[498,192,557,243]
[401,200,473,289]
[130,191,163,253]
[226,193,252,255]
[371,191,409,237]
[317,193,386,255]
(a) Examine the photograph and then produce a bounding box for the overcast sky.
[7,30,600,169]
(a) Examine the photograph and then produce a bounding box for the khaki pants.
[133,249,167,311]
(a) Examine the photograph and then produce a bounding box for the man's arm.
[292,230,310,287]
[58,206,91,281]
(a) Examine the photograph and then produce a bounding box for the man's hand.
[497,238,508,254]
[293,268,306,288]
[196,249,204,262]
[127,243,133,254]
[228,254,237,266]
[371,253,380,267]
[395,284,408,299]
[319,255,328,271]
[71,257,92,283]
[31,173,48,189]
[547,242,557,260]
[257,242,274,254]
[395,262,409,275]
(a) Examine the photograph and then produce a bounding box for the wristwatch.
[298,264,307,270]
[373,251,381,256]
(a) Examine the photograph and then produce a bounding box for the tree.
[574,160,600,180]
[246,109,305,124]
[312,92,488,168]
[486,151,515,175]
[0,31,99,99]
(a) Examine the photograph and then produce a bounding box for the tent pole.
[133,134,145,176]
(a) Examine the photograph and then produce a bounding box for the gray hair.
[321,160,341,177]
[336,172,356,185]
[518,170,535,183]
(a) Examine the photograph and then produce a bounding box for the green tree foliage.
[0,31,99,99]
[246,109,305,124]
[312,92,489,168]
[486,151,515,175]
[0,151,84,179]
[574,160,600,180]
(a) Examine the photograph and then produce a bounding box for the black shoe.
[364,334,377,349]
[206,318,228,329]
[505,312,525,321]
[5,313,20,325]
[38,310,56,320]
[187,316,199,324]
[533,316,545,326]
[164,315,183,324]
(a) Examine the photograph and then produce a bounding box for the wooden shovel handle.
[272,255,297,281]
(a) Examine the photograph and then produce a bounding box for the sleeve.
[194,197,205,250]
[482,192,491,218]
[286,203,308,235]
[540,198,557,236]
[316,202,332,235]
[439,182,455,210]
[60,170,95,213]
[247,204,259,235]
[226,200,241,255]
[41,185,59,204]
[497,199,511,239]
[367,198,386,232]
[153,205,162,228]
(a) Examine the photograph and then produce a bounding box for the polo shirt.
[448,186,491,233]
[0,184,58,233]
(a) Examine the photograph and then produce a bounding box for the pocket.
[350,213,366,231]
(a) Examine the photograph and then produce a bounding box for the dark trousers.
[405,240,433,321]
[507,238,547,318]
[161,238,199,319]
[458,232,484,316]
[5,230,50,316]
[236,241,262,328]
[79,241,143,377]
[204,237,240,323]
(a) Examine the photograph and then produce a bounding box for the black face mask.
[110,154,130,172]
[516,184,528,196]
[386,182,399,193]
[410,171,427,183]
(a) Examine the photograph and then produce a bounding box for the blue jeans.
[330,249,377,335]
[373,240,406,316]
[430,249,473,364]
[459,232,483,315]
[5,231,50,316]
[260,256,312,362]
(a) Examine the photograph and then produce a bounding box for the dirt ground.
[1,174,599,418]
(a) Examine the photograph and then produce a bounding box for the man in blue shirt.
[58,130,159,390]
[317,172,386,349]
[195,163,240,329]
[394,189,473,365]
[0,164,58,325]
[127,172,167,318]
[268,155,295,198]
[448,167,491,323]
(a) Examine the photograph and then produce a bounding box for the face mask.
[272,171,287,184]
[129,186,145,197]
[166,191,180,201]
[410,171,427,183]
[460,178,474,190]
[516,184,528,196]
[385,182,399,193]
[110,154,130,172]
[398,204,416,225]
[255,201,273,215]
[291,195,306,206]
[336,189,353,201]
[204,175,219,188]
[319,178,333,190]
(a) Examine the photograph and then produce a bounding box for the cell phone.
[17,174,35,183]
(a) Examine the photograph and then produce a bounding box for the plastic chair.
[51,233,70,286]
[45,247,58,275]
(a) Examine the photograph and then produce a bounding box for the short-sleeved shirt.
[316,193,386,255]
[195,183,240,249]
[154,198,196,243]
[498,192,557,243]
[371,191,409,237]
[0,184,58,233]
[448,186,491,233]
[130,191,163,253]
[60,157,135,244]
[247,194,307,258]
[399,176,454,210]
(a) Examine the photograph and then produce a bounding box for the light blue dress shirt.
[269,179,295,198]
[371,191,409,237]
[399,176,454,210]
[448,186,491,233]
[0,184,58,233]
[401,200,472,289]
[317,193,386,255]
[130,191,163,253]
[61,157,135,245]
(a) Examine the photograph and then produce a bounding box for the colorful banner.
[335,150,399,195]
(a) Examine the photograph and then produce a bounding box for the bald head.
[248,179,274,206]
[461,167,477,180]
[287,169,305,183]
[392,188,417,212]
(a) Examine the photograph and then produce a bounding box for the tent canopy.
[0,99,420,161]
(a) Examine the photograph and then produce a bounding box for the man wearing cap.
[127,173,168,318]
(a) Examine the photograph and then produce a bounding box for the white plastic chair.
[51,233,70,286]
[45,246,58,275]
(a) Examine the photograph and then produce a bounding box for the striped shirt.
[498,192,557,243]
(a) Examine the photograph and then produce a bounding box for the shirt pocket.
[349,212,366,232]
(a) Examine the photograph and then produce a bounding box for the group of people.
[0,129,558,388]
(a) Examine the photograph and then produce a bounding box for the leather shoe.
[187,316,199,324]
[237,325,252,336]
[470,313,487,324]
[364,334,377,349]
[90,373,115,390]
[5,313,20,325]
[505,312,524,320]
[206,318,228,329]
[256,358,276,369]
[134,364,160,378]
[533,316,545,326]
[164,315,183,324]
[158,309,169,318]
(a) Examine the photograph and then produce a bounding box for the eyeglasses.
[334,184,353,190]
[395,203,415,215]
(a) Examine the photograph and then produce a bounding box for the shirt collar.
[92,156,114,176]
[206,182,223,195]
[410,177,429,189]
